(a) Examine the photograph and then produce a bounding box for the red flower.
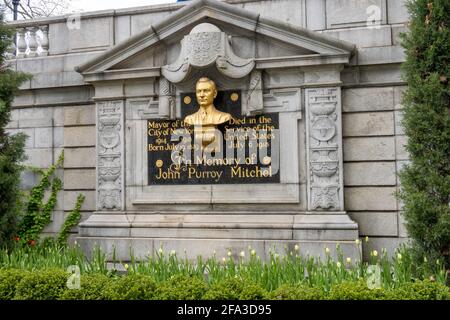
[28,240,36,247]
[14,235,20,242]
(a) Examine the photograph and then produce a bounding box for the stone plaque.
[147,90,280,185]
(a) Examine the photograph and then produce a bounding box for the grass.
[0,240,447,292]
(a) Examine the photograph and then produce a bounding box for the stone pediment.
[76,0,355,81]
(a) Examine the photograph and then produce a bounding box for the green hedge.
[59,273,111,300]
[104,274,157,300]
[14,268,67,300]
[155,274,207,300]
[203,277,267,300]
[0,269,30,300]
[0,268,449,300]
[268,284,324,300]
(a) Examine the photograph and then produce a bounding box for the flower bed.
[0,242,448,300]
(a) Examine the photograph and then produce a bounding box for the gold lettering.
[188,167,196,178]
[187,167,223,182]
[231,166,273,178]
[155,168,181,180]
[148,144,165,151]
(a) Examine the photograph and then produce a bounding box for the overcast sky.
[71,0,177,12]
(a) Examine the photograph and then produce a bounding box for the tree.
[2,0,74,20]
[0,11,30,248]
[398,0,450,274]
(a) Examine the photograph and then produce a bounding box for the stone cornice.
[75,0,355,75]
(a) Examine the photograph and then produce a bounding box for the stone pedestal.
[78,213,360,261]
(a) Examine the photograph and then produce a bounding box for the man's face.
[196,81,216,107]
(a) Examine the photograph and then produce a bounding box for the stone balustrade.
[6,25,49,59]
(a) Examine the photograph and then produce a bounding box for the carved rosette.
[97,101,124,210]
[306,88,343,211]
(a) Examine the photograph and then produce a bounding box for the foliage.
[0,268,29,300]
[0,242,447,292]
[328,280,386,300]
[56,193,85,247]
[0,14,30,249]
[155,274,207,300]
[385,279,450,300]
[130,250,207,282]
[59,273,111,300]
[0,267,448,300]
[0,242,93,273]
[0,242,449,300]
[2,0,75,20]
[17,151,64,244]
[268,284,324,300]
[203,277,267,300]
[102,274,157,300]
[398,0,450,273]
[13,268,67,300]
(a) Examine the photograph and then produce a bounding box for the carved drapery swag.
[161,23,254,83]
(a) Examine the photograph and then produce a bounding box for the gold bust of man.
[184,77,233,126]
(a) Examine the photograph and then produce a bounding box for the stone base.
[77,212,360,261]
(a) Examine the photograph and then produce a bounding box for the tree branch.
[2,0,74,19]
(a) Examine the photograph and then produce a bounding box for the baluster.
[16,28,27,59]
[27,26,38,57]
[39,25,49,56]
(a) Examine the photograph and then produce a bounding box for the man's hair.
[196,77,217,91]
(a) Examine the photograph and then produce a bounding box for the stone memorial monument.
[8,0,412,261]
[74,0,361,260]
